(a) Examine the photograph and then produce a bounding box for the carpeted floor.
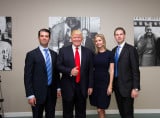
[7,114,160,118]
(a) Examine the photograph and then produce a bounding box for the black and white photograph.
[49,16,100,53]
[134,17,160,66]
[0,16,12,71]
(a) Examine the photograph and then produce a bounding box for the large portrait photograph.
[134,17,160,66]
[0,16,12,71]
[49,16,100,53]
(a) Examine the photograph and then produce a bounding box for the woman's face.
[94,36,104,48]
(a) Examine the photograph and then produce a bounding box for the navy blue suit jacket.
[24,47,60,104]
[57,45,94,101]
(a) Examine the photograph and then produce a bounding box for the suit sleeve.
[24,52,34,97]
[57,48,72,75]
[129,47,140,90]
[52,51,61,89]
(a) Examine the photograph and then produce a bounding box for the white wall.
[0,0,160,113]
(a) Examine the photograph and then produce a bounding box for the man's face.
[38,31,50,48]
[82,30,88,39]
[145,27,152,36]
[114,29,125,45]
[71,33,82,47]
[67,18,79,29]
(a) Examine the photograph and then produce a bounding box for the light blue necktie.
[43,49,52,85]
[115,46,120,77]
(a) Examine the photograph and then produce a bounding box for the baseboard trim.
[4,109,160,117]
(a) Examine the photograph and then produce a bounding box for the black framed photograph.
[0,16,12,71]
[49,16,100,53]
[134,17,160,66]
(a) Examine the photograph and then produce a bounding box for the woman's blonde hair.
[94,34,107,54]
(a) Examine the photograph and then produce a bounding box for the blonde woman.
[90,34,114,118]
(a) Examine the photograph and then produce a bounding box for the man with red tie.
[57,30,94,118]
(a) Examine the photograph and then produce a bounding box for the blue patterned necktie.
[115,46,120,77]
[43,49,52,85]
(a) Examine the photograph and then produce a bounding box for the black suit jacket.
[57,45,94,101]
[112,43,140,97]
[24,47,60,104]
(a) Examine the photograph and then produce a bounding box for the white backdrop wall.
[0,0,160,114]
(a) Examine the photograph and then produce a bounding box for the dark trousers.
[31,87,56,118]
[62,84,86,118]
[114,87,134,118]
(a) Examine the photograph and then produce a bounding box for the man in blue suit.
[24,28,60,118]
[112,27,140,118]
[57,30,94,118]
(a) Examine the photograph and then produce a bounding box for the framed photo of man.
[134,17,160,66]
[0,16,12,71]
[49,16,100,53]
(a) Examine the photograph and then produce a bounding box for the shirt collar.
[118,41,125,48]
[72,45,81,50]
[39,45,49,51]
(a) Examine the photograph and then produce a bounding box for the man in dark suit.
[24,28,60,118]
[57,30,94,118]
[81,28,95,53]
[112,27,140,118]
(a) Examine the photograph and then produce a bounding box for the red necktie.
[75,47,80,83]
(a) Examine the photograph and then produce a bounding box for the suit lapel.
[49,50,54,63]
[81,47,85,68]
[49,49,54,70]
[69,46,75,66]
[36,47,46,70]
[119,43,127,60]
